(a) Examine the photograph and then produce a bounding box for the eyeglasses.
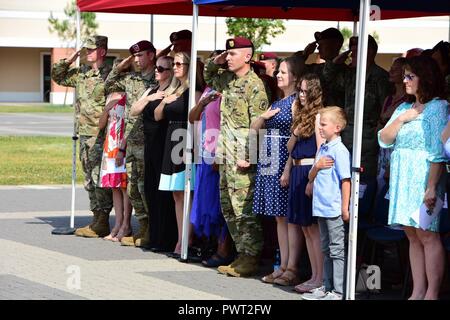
[156,66,171,73]
[403,73,416,81]
[172,62,189,68]
[299,89,307,95]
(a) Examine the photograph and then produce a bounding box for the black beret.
[314,27,344,44]
[170,29,192,42]
[349,35,378,52]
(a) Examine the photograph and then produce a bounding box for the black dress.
[159,89,190,190]
[143,87,177,252]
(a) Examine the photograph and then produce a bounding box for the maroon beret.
[251,60,266,70]
[259,52,277,60]
[226,37,254,50]
[129,40,156,54]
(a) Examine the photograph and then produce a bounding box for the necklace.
[157,83,170,92]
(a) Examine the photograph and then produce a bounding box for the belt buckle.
[446,164,450,173]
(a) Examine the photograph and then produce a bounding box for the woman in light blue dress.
[378,56,448,300]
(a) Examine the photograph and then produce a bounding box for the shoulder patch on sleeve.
[259,99,268,111]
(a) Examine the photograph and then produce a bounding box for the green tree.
[340,26,353,51]
[48,0,98,45]
[225,18,286,53]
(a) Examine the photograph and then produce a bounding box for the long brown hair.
[280,55,305,90]
[291,73,323,138]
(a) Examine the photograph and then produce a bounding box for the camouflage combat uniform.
[204,59,269,257]
[323,62,390,179]
[52,59,113,215]
[105,67,157,221]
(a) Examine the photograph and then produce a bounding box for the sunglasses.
[172,62,189,68]
[403,73,416,81]
[156,65,171,73]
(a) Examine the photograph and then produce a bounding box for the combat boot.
[81,212,110,238]
[121,218,148,247]
[217,254,244,275]
[134,223,150,248]
[74,211,100,237]
[226,254,259,278]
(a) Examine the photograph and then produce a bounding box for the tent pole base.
[51,227,76,235]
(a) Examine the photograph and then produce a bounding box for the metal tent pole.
[150,14,154,43]
[52,5,80,235]
[345,0,371,300]
[180,3,199,261]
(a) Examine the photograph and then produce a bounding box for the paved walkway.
[0,113,73,136]
[4,186,446,301]
[0,185,301,300]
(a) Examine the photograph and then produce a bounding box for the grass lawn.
[0,104,73,113]
[0,136,84,185]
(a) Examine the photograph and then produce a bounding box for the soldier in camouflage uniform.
[322,35,390,209]
[302,27,345,108]
[52,35,113,238]
[104,40,157,247]
[204,37,269,277]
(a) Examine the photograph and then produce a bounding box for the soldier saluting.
[204,37,269,277]
[52,35,113,238]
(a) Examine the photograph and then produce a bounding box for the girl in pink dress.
[99,92,132,241]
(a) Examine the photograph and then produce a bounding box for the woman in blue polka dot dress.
[251,56,305,284]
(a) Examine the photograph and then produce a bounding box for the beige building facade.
[0,0,449,103]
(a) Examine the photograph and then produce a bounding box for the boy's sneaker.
[320,291,343,300]
[300,286,327,300]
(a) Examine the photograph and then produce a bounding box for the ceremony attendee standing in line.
[105,40,158,248]
[301,107,351,301]
[204,37,269,277]
[52,35,113,238]
[379,56,448,300]
[251,57,303,284]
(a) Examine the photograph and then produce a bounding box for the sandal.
[103,227,120,241]
[115,227,132,242]
[273,268,301,286]
[202,254,234,268]
[261,267,286,284]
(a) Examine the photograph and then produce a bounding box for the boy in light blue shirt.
[301,106,351,300]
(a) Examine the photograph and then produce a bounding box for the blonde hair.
[166,51,191,96]
[156,56,176,95]
[319,106,347,131]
